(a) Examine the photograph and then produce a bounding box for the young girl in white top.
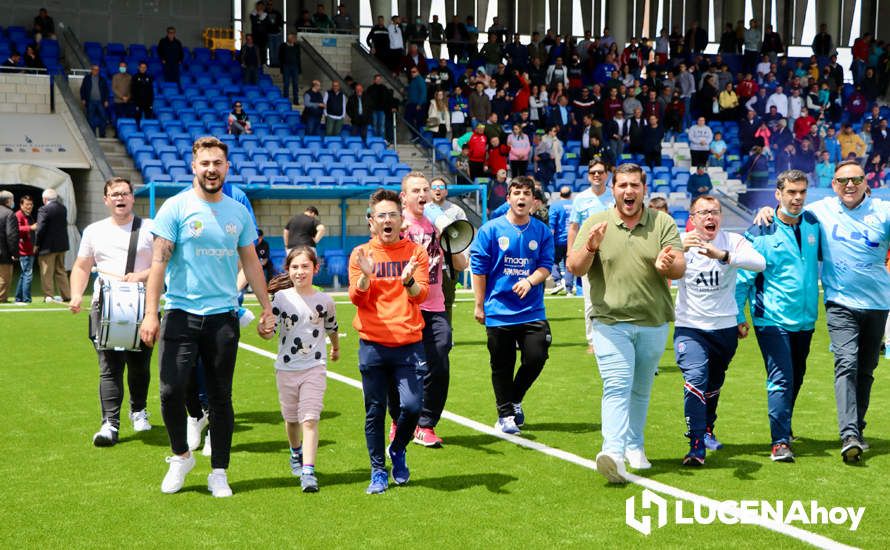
[262,246,339,493]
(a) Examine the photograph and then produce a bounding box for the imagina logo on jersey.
[625,489,865,535]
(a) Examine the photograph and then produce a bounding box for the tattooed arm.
[139,236,174,347]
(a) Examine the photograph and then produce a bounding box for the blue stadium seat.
[315,176,338,187]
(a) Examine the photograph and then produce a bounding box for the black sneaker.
[771,442,795,462]
[841,436,863,463]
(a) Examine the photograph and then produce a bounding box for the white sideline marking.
[237,341,857,550]
[0,307,70,313]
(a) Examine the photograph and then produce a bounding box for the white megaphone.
[423,202,475,254]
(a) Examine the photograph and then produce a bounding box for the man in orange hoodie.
[349,188,430,495]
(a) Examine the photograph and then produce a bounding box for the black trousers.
[486,320,551,418]
[159,309,239,469]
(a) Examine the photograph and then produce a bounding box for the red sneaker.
[388,421,397,442]
[413,426,443,447]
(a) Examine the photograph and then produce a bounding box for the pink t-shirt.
[404,211,445,312]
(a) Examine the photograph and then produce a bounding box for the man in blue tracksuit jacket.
[548,185,572,294]
[737,169,821,463]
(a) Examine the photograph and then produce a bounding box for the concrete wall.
[300,32,356,77]
[0,0,231,49]
[0,73,53,114]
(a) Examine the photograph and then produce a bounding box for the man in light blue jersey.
[755,160,890,462]
[567,159,613,353]
[738,170,821,463]
[471,176,554,435]
[140,137,275,496]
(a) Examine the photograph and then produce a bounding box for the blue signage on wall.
[322,38,337,47]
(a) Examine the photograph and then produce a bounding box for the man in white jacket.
[766,86,789,118]
[674,195,766,467]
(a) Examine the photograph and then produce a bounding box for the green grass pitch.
[2,294,887,548]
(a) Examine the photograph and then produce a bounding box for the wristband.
[586,243,598,254]
[721,250,730,263]
[525,277,534,286]
[403,277,415,287]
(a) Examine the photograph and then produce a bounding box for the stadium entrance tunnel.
[0,162,81,269]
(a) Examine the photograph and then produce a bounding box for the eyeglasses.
[835,175,865,186]
[372,211,401,221]
[693,209,722,217]
[106,192,132,199]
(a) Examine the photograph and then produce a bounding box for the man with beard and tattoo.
[140,136,275,498]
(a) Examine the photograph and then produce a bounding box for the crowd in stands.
[0,8,60,73]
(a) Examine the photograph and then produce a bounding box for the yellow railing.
[203,27,235,49]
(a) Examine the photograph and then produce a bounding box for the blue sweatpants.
[754,326,814,444]
[359,340,425,471]
[674,326,739,439]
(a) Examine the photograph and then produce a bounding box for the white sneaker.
[130,410,152,432]
[202,431,212,457]
[208,469,233,497]
[548,281,566,295]
[161,454,195,494]
[624,447,652,470]
[92,422,119,447]
[187,415,209,451]
[53,295,63,303]
[44,296,56,303]
[595,451,628,484]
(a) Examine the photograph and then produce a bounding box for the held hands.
[654,245,676,275]
[682,233,724,260]
[737,322,749,339]
[586,221,607,253]
[512,277,532,298]
[257,307,276,337]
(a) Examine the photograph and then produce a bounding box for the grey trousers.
[825,302,888,440]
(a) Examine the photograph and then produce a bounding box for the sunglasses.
[836,176,865,186]
[589,170,605,175]
[431,185,446,190]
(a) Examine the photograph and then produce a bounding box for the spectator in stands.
[455,144,470,178]
[467,124,488,179]
[387,16,405,73]
[865,153,886,188]
[578,114,599,166]
[158,27,184,85]
[687,165,712,198]
[400,43,428,76]
[605,108,629,161]
[0,190,17,303]
[464,16,480,59]
[794,139,817,174]
[761,24,785,63]
[754,120,772,157]
[642,115,664,169]
[448,85,469,137]
[426,89,450,138]
[468,81,491,128]
[278,33,302,104]
[227,102,252,136]
[32,7,55,42]
[311,3,334,31]
[812,23,834,57]
[1,52,22,73]
[346,83,371,142]
[765,85,788,118]
[479,34,503,76]
[14,195,36,304]
[627,107,647,155]
[295,9,314,31]
[771,118,793,158]
[405,16,428,50]
[111,61,132,120]
[249,1,271,66]
[486,135,510,177]
[482,112,506,144]
[323,80,347,136]
[685,20,708,54]
[872,119,890,161]
[709,131,727,167]
[507,123,531,176]
[23,45,43,70]
[427,59,453,92]
[851,33,871,85]
[255,229,273,282]
[814,150,835,187]
[427,15,444,60]
[860,121,874,158]
[744,146,770,187]
[302,80,325,136]
[367,74,394,140]
[697,74,719,121]
[240,34,261,85]
[846,85,868,122]
[333,4,356,32]
[687,117,713,166]
[823,126,841,163]
[793,107,815,141]
[131,62,154,126]
[367,15,390,63]
[717,81,740,121]
[284,206,325,252]
[838,124,866,161]
[743,19,761,71]
[263,1,284,66]
[445,15,468,63]
[534,125,563,187]
[80,64,109,138]
[403,67,427,135]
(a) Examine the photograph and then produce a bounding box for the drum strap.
[125,216,142,275]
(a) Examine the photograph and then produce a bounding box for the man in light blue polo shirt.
[140,136,275,496]
[567,158,613,353]
[755,160,890,463]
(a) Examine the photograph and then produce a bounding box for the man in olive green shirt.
[567,163,685,484]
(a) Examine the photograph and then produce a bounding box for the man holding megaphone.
[397,172,471,448]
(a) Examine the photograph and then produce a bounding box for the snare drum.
[95,278,146,351]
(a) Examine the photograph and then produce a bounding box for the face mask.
[780,207,803,219]
[119,67,127,73]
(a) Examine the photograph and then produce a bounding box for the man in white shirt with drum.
[69,177,155,447]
